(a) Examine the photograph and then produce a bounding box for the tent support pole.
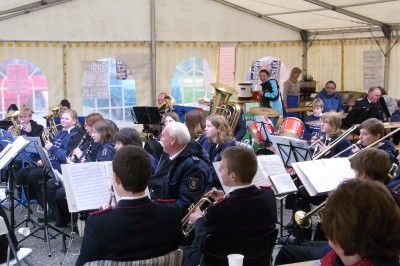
[150,0,156,106]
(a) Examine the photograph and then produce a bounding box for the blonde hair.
[206,114,233,144]
[321,112,341,134]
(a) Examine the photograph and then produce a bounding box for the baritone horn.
[294,201,326,228]
[210,83,241,130]
[182,188,217,237]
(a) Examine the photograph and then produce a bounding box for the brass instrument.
[332,140,361,158]
[42,107,60,143]
[158,95,175,116]
[313,125,359,160]
[182,188,217,237]
[294,201,326,228]
[9,111,21,136]
[210,83,241,130]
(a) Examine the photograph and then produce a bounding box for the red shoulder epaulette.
[212,197,228,206]
[156,199,176,204]
[259,186,273,189]
[89,207,112,216]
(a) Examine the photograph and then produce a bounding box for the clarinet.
[83,137,95,161]
[68,133,89,163]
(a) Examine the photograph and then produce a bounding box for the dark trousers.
[47,180,69,226]
[17,167,52,208]
[275,241,331,265]
[0,205,18,263]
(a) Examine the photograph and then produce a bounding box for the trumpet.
[294,201,326,228]
[181,188,217,237]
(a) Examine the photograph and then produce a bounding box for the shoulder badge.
[156,199,176,204]
[89,207,112,216]
[189,177,200,190]
[212,197,228,207]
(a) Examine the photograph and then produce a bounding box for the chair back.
[200,228,278,266]
[83,249,183,266]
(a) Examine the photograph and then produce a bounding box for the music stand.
[270,135,311,168]
[0,121,13,131]
[172,105,198,122]
[342,106,381,129]
[18,145,69,257]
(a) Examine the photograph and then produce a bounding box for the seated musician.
[181,146,277,266]
[76,146,182,266]
[320,179,400,266]
[16,109,85,223]
[148,122,210,215]
[303,98,323,140]
[205,115,235,190]
[351,118,398,165]
[354,86,390,122]
[70,113,104,163]
[114,127,158,173]
[314,112,352,158]
[15,105,44,138]
[275,148,399,265]
[47,118,116,227]
[184,110,208,149]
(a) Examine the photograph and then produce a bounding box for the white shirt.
[169,146,186,161]
[119,195,149,201]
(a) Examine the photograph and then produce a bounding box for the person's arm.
[263,80,279,99]
[233,109,246,141]
[282,80,289,109]
[76,216,101,266]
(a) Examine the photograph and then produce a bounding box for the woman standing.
[258,69,283,125]
[283,67,302,118]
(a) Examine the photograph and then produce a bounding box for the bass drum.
[255,148,276,156]
[278,117,304,139]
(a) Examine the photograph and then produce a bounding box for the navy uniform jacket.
[86,141,116,162]
[303,114,321,140]
[233,108,247,141]
[354,96,388,122]
[206,141,235,190]
[186,186,277,266]
[149,141,210,215]
[76,197,182,266]
[318,133,352,158]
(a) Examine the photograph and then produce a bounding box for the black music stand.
[342,106,381,129]
[0,121,13,131]
[17,145,69,257]
[270,136,311,168]
[131,106,161,133]
[249,120,274,147]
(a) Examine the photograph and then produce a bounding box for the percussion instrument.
[248,117,274,145]
[248,107,280,118]
[278,117,304,139]
[305,120,321,125]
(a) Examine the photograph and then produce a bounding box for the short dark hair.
[321,179,400,260]
[259,69,270,76]
[325,80,336,88]
[115,128,142,147]
[113,146,151,193]
[60,99,71,109]
[350,148,391,183]
[359,118,384,138]
[7,104,18,112]
[221,146,258,184]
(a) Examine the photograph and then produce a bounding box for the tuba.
[210,83,241,130]
[8,111,21,136]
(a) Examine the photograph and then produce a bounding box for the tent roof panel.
[0,0,38,11]
[225,0,319,14]
[345,2,400,24]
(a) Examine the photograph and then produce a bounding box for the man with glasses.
[315,81,344,113]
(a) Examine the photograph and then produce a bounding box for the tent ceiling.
[215,0,400,36]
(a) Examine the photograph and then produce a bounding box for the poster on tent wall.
[250,57,282,90]
[363,50,383,90]
[81,61,109,99]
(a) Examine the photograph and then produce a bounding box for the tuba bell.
[42,106,60,143]
[210,83,241,130]
[158,95,175,116]
[8,111,21,136]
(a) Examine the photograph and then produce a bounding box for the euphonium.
[9,111,21,136]
[181,188,217,237]
[210,83,241,130]
[42,111,59,143]
[294,201,326,228]
[158,95,175,116]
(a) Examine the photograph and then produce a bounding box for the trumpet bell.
[294,210,312,228]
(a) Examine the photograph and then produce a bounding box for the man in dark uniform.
[148,122,210,215]
[354,86,390,122]
[181,146,277,266]
[76,146,182,266]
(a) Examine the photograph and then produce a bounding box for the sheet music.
[212,161,230,194]
[252,167,273,188]
[0,145,11,161]
[293,158,355,195]
[0,136,30,170]
[257,155,287,176]
[270,173,298,196]
[62,162,111,212]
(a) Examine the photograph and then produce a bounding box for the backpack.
[262,79,280,101]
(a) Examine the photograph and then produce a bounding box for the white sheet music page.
[270,173,298,196]
[257,155,287,176]
[0,136,30,170]
[62,162,111,212]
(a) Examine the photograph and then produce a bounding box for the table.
[383,122,400,129]
[279,260,320,266]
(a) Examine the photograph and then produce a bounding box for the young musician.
[16,105,44,138]
[314,112,352,158]
[181,146,277,266]
[76,146,182,265]
[85,119,116,162]
[184,110,208,149]
[115,127,158,173]
[320,180,400,266]
[205,115,235,190]
[351,118,398,165]
[303,98,323,140]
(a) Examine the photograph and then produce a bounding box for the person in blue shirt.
[315,80,344,113]
[258,69,283,125]
[303,98,323,140]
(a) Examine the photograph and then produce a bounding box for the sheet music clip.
[342,106,380,129]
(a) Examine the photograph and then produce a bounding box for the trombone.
[332,140,361,158]
[313,125,359,160]
[294,201,326,228]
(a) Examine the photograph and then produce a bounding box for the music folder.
[0,136,31,170]
[291,158,354,196]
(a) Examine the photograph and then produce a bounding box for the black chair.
[200,228,278,266]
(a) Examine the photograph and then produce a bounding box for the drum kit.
[247,107,309,145]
